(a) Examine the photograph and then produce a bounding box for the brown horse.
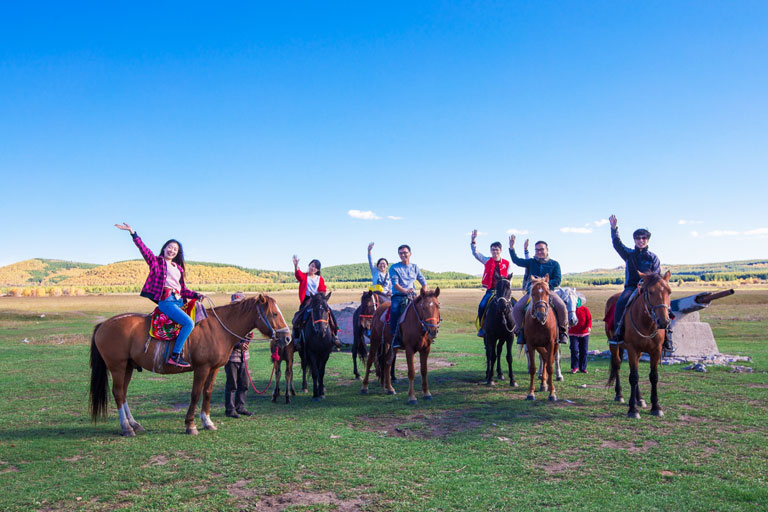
[89,295,290,435]
[271,332,295,404]
[523,276,559,401]
[351,290,378,379]
[361,287,441,405]
[606,270,672,418]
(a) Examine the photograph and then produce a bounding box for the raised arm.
[116,222,156,265]
[609,215,631,261]
[367,242,376,272]
[470,230,489,264]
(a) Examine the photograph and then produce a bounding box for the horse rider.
[607,215,672,350]
[367,242,392,302]
[470,229,511,337]
[388,244,428,349]
[115,222,206,368]
[291,255,340,351]
[509,235,569,345]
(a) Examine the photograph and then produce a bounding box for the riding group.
[89,218,674,436]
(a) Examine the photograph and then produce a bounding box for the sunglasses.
[634,236,648,241]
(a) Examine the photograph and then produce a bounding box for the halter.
[529,284,552,326]
[627,283,670,340]
[494,294,515,333]
[309,300,331,335]
[413,296,441,341]
[358,293,377,320]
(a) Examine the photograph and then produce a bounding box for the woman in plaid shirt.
[115,222,205,368]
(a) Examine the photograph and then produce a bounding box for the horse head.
[637,270,672,330]
[359,290,377,330]
[253,294,291,347]
[416,287,441,340]
[555,286,579,327]
[529,275,551,325]
[308,292,333,338]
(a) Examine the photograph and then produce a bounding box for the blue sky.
[1,2,766,274]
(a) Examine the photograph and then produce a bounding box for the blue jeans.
[569,335,589,371]
[389,295,409,336]
[478,288,494,320]
[613,288,634,337]
[158,296,195,355]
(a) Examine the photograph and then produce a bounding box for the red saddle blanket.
[604,302,616,333]
[150,299,198,341]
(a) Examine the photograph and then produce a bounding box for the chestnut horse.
[523,276,559,401]
[352,291,397,382]
[482,275,518,386]
[89,295,290,435]
[271,331,295,404]
[606,270,672,418]
[361,287,441,405]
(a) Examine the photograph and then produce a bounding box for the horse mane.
[640,272,671,293]
[529,276,550,291]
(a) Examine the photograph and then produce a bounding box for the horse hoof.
[556,376,564,382]
[526,395,535,401]
[497,374,505,380]
[355,375,361,380]
[131,423,145,433]
[407,399,418,405]
[360,389,369,395]
[386,389,396,395]
[423,394,433,400]
[186,427,199,435]
[651,409,664,417]
[271,397,277,403]
[286,398,291,404]
[392,378,398,383]
[639,400,647,408]
[121,429,136,437]
[320,395,326,400]
[539,385,547,392]
[312,397,322,402]
[627,411,641,419]
[614,396,625,403]
[204,424,217,431]
[548,395,557,402]
[302,389,309,394]
[510,381,518,388]
[485,380,494,386]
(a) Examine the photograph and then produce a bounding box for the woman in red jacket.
[115,222,205,368]
[291,255,339,349]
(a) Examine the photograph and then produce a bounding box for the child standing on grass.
[568,297,592,373]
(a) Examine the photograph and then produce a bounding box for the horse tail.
[606,347,622,387]
[356,337,369,371]
[89,323,109,422]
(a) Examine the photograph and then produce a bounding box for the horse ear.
[506,272,513,280]
[434,286,440,298]
[663,270,671,281]
[637,270,644,280]
[325,291,332,301]
[543,274,549,282]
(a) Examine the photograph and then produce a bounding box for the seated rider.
[607,215,671,350]
[367,242,392,302]
[470,229,511,337]
[509,235,569,345]
[389,244,428,349]
[291,255,340,351]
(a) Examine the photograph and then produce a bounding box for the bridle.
[529,284,551,326]
[628,282,670,340]
[205,296,290,344]
[413,295,441,341]
[309,299,331,336]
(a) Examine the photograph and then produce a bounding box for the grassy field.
[0,288,766,511]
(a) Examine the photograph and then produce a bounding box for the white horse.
[532,286,580,382]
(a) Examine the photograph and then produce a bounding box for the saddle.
[148,299,206,341]
[383,301,412,327]
[605,289,640,334]
[475,290,497,330]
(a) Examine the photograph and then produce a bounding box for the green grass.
[0,290,766,511]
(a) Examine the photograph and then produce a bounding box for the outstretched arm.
[471,230,489,264]
[117,222,156,265]
[609,214,630,260]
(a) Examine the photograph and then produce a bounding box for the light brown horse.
[523,276,559,401]
[606,270,672,418]
[361,287,441,405]
[89,295,290,435]
[271,332,295,404]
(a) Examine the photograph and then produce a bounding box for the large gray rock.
[330,302,360,346]
[669,310,720,357]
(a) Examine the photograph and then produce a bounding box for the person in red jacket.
[470,229,511,337]
[568,297,592,373]
[291,255,339,351]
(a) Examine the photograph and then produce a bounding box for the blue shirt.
[389,262,427,296]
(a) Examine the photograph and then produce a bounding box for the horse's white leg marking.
[118,406,132,434]
[201,412,217,430]
[122,403,135,423]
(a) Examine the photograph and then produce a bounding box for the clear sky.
[1,2,766,274]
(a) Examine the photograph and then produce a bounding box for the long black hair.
[160,239,186,271]
[309,259,322,276]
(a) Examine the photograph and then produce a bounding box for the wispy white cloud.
[561,227,593,234]
[387,215,403,221]
[706,230,739,237]
[745,227,768,236]
[506,228,529,235]
[678,219,703,225]
[593,219,609,227]
[348,209,381,220]
[690,231,700,238]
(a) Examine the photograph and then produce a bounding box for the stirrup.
[167,353,191,368]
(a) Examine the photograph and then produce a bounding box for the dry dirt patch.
[228,481,370,511]
[540,458,584,475]
[600,440,659,453]
[355,408,482,439]
[394,357,457,371]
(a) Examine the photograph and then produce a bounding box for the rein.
[627,286,669,340]
[204,297,290,344]
[413,297,441,341]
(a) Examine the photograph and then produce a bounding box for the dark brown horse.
[89,295,290,435]
[271,332,296,404]
[483,275,518,386]
[297,292,335,401]
[361,287,441,405]
[351,290,378,379]
[523,276,559,401]
[607,270,672,418]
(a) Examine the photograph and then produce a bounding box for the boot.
[477,327,485,338]
[663,327,674,352]
[516,331,525,345]
[391,332,401,349]
[608,321,624,345]
[558,327,568,344]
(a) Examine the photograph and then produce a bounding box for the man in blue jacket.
[509,235,569,345]
[608,214,671,350]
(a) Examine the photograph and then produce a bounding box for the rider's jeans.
[158,295,195,355]
[478,288,494,319]
[390,294,409,336]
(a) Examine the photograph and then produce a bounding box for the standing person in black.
[223,292,253,418]
[608,215,671,350]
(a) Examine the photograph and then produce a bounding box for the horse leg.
[200,368,219,431]
[286,355,294,403]
[109,364,134,437]
[301,353,309,393]
[484,336,494,385]
[310,355,322,401]
[420,348,432,401]
[554,348,563,381]
[272,360,282,403]
[390,353,397,383]
[627,350,641,419]
[649,350,663,417]
[538,350,547,392]
[122,365,145,433]
[546,346,557,402]
[496,339,505,380]
[319,353,329,399]
[184,368,209,435]
[611,346,624,403]
[406,348,417,405]
[360,342,376,395]
[506,340,517,387]
[526,344,536,400]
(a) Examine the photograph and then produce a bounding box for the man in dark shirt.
[608,215,669,349]
[509,235,569,345]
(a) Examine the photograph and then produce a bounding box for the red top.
[294,268,327,303]
[568,305,592,336]
[482,258,510,290]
